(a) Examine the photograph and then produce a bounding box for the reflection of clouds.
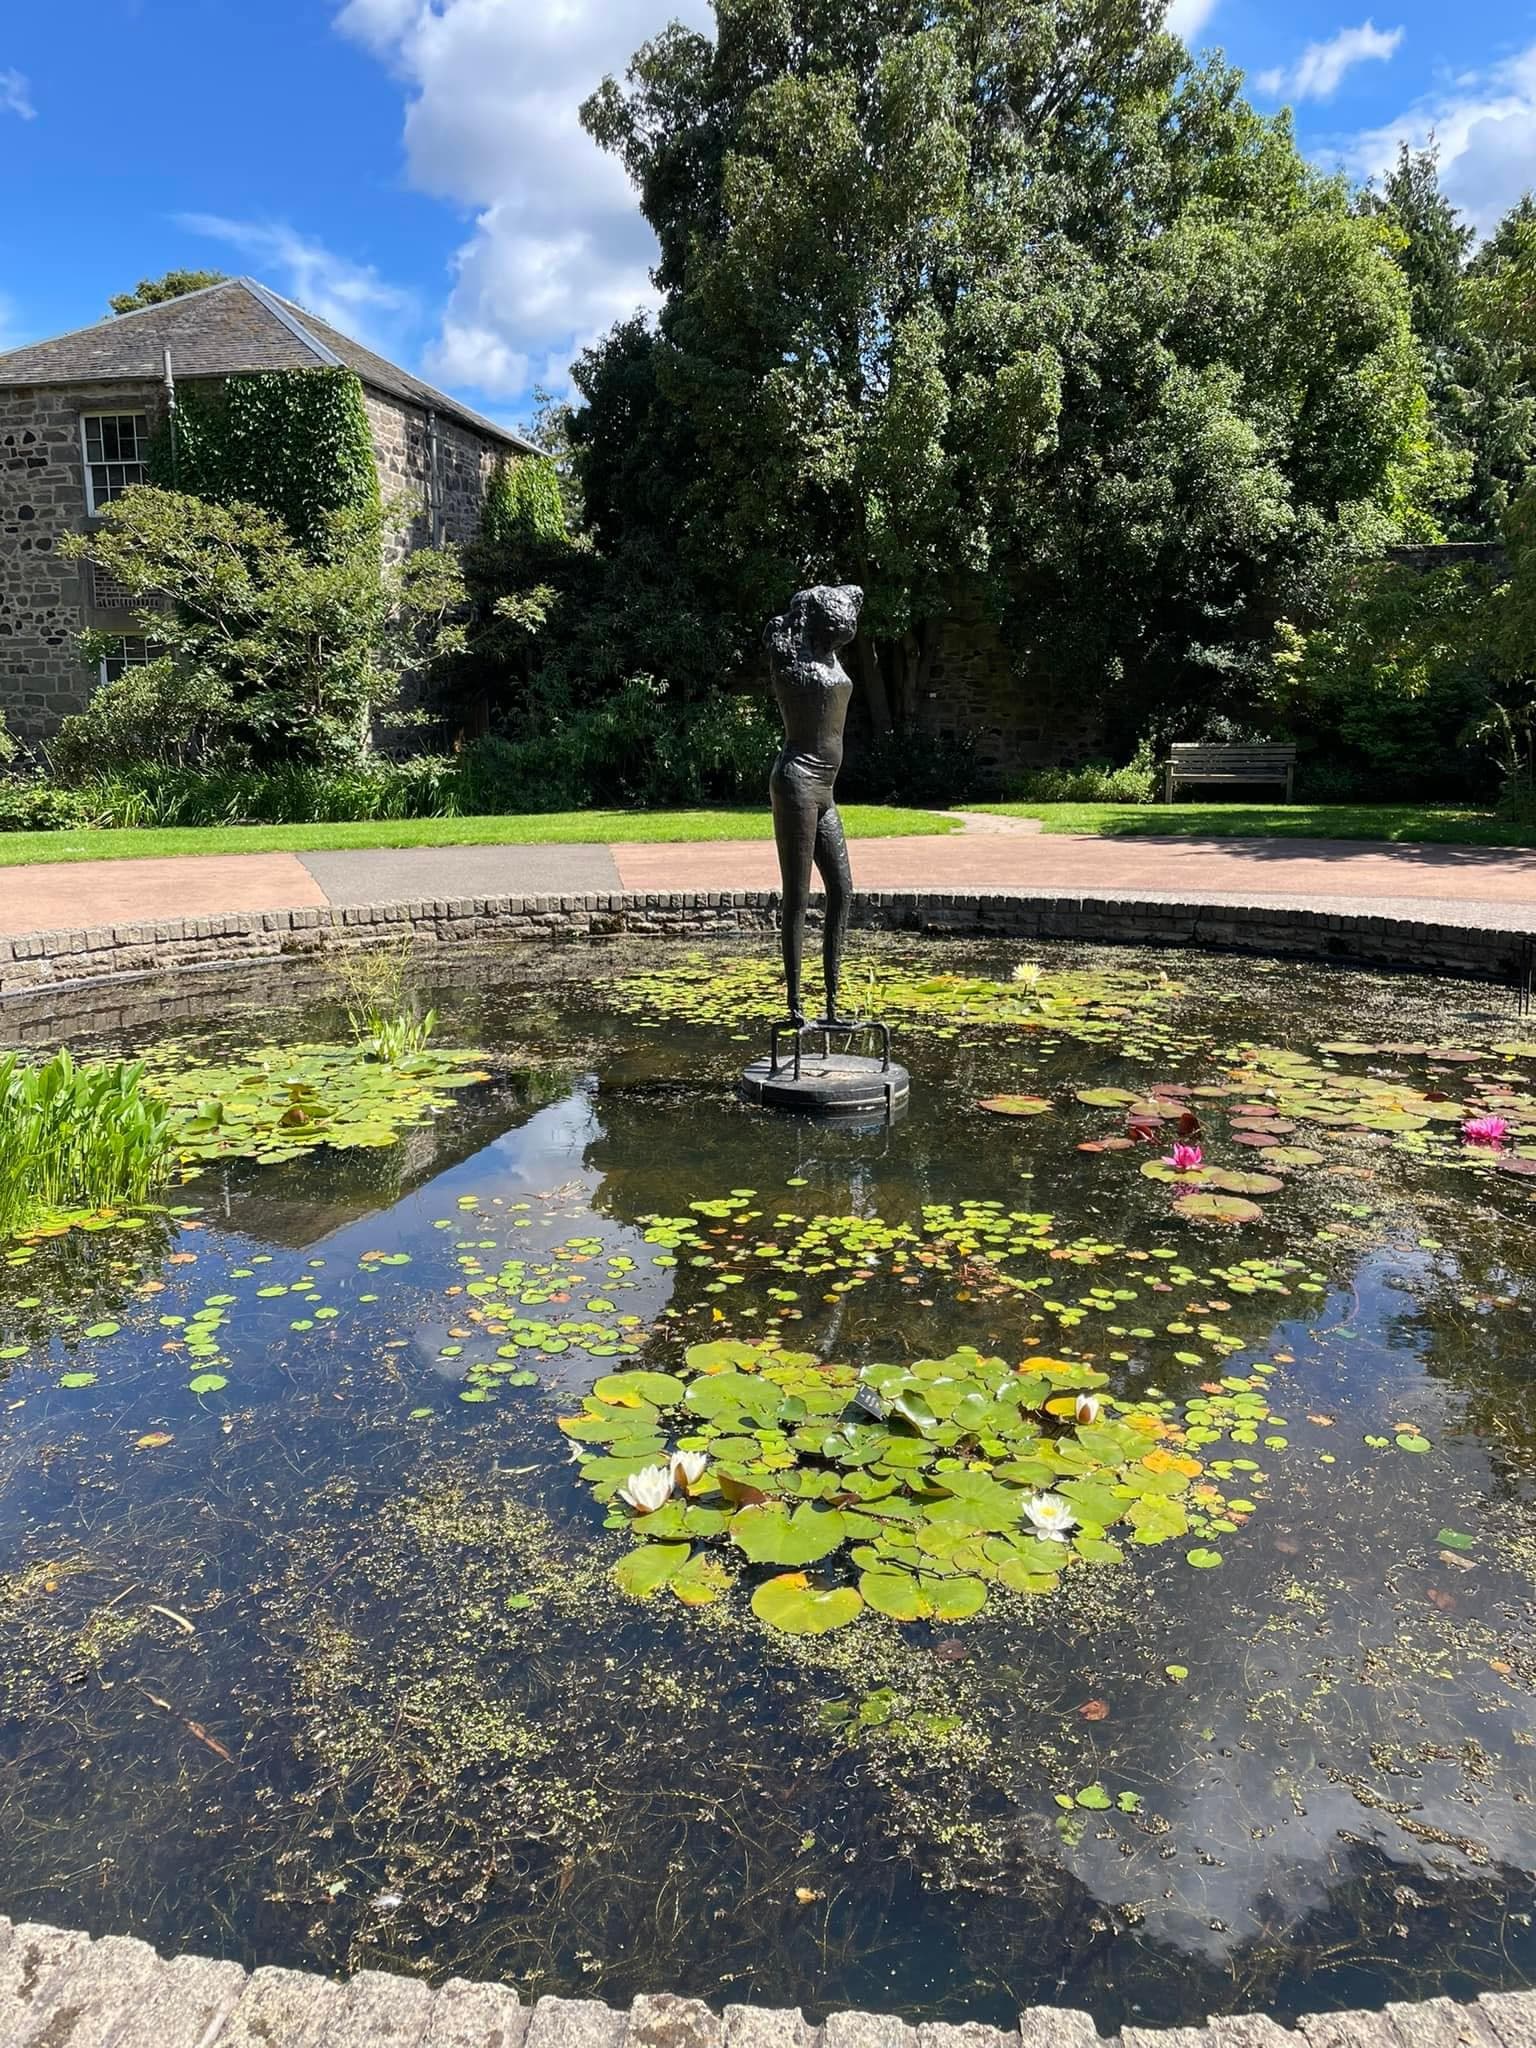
[1045,1307,1536,1965]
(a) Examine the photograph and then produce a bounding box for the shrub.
[0,780,97,832]
[57,487,466,774]
[0,1051,171,1236]
[1003,745,1158,804]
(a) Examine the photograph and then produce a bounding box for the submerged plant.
[0,1050,171,1236]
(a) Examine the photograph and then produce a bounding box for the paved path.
[4,1914,1536,2048]
[6,830,1536,938]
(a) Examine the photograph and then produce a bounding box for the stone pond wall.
[0,890,1531,1005]
[2,1916,1535,2048]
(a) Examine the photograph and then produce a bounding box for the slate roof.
[0,277,535,451]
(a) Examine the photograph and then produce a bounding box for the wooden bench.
[1161,742,1296,803]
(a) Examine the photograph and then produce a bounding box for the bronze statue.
[764,584,863,1028]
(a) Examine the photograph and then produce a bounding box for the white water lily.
[1012,962,1043,988]
[618,1464,674,1514]
[671,1449,709,1489]
[1023,1492,1078,1542]
[1075,1393,1101,1426]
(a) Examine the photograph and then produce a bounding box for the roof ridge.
[237,279,344,368]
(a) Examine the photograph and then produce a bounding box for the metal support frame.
[767,1018,893,1083]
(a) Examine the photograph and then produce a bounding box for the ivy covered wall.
[151,367,379,548]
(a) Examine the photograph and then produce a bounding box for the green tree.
[109,269,229,315]
[573,0,1427,745]
[1367,153,1536,537]
[56,488,465,773]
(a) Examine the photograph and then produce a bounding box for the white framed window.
[81,412,150,513]
[98,635,155,688]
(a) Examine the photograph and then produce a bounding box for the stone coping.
[0,889,1532,1001]
[2,1917,1534,2048]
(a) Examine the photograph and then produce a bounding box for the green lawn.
[978,801,1535,846]
[0,804,959,867]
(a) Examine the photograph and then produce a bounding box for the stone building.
[0,276,535,741]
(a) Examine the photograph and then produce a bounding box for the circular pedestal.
[740,1050,910,1122]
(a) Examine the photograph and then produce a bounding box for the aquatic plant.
[569,1334,1293,1635]
[1166,1143,1204,1174]
[618,1464,674,1514]
[140,1041,491,1169]
[1464,1115,1511,1148]
[0,1050,171,1236]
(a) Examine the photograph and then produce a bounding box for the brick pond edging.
[0,889,1534,999]
[3,1918,1535,2048]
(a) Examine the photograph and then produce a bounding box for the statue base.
[740,1019,909,1123]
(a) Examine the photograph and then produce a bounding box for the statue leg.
[772,778,817,1027]
[814,801,853,1023]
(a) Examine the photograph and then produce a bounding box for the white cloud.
[175,214,416,349]
[1256,20,1403,104]
[335,0,714,407]
[1166,0,1223,49]
[1346,41,1536,237]
[0,69,35,120]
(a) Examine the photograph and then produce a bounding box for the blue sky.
[2,0,1534,434]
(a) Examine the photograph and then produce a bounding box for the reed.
[0,1049,172,1235]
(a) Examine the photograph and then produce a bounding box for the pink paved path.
[613,833,1536,904]
[6,831,1536,937]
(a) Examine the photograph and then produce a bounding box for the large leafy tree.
[1367,150,1536,538]
[573,0,1426,744]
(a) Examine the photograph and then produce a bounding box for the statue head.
[765,584,864,666]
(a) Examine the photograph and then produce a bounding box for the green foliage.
[1368,151,1536,539]
[56,487,464,773]
[0,1051,171,1237]
[0,781,96,832]
[335,942,439,1063]
[152,370,380,550]
[1005,747,1158,805]
[108,269,228,315]
[482,456,568,546]
[573,0,1427,746]
[1263,564,1495,798]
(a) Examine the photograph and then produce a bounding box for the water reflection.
[2,943,1536,2025]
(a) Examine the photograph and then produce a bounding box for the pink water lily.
[1165,1143,1204,1174]
[1463,1116,1510,1149]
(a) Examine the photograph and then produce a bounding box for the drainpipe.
[427,408,443,545]
[162,348,179,488]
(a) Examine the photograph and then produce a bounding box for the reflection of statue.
[764,585,863,1028]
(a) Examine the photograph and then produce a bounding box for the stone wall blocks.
[629,1992,724,2048]
[524,1996,628,2048]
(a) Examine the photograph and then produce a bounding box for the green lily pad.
[730,1502,846,1565]
[613,1543,691,1598]
[978,1095,1052,1117]
[750,1574,864,1635]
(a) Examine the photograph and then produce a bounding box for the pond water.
[4,938,1536,2030]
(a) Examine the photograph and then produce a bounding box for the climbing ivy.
[481,453,567,546]
[151,368,380,551]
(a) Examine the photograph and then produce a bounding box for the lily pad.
[750,1573,864,1635]
[978,1096,1052,1117]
